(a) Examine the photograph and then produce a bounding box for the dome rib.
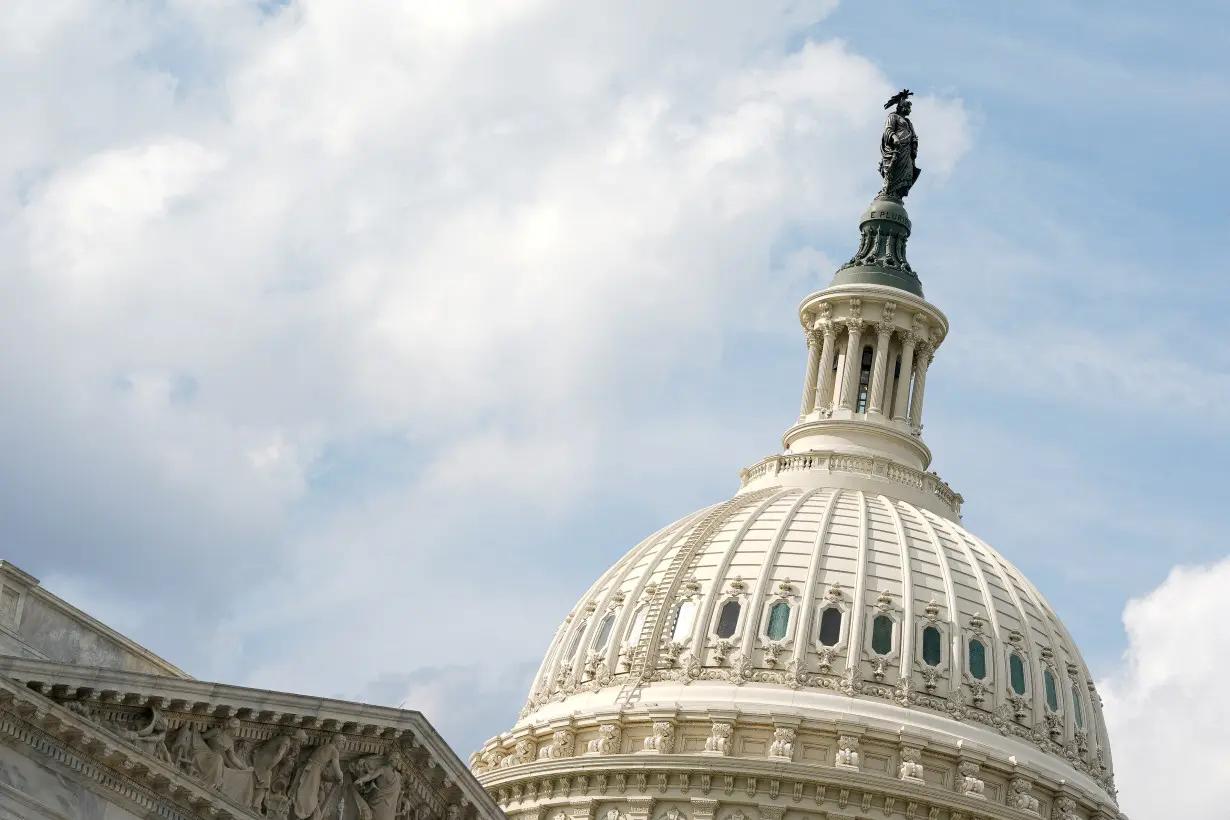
[940,514,1007,694]
[844,491,872,671]
[739,489,818,661]
[882,496,918,681]
[685,489,793,657]
[788,489,841,649]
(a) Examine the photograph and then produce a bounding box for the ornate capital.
[875,320,895,339]
[844,318,867,335]
[820,321,840,340]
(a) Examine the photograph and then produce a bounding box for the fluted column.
[891,332,917,423]
[798,330,821,416]
[867,322,894,415]
[813,322,840,414]
[908,342,934,427]
[837,319,866,411]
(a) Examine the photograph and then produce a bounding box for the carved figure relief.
[290,734,346,820]
[252,729,308,816]
[350,749,409,820]
[169,718,253,802]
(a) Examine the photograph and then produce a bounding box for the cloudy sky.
[1,1,1228,816]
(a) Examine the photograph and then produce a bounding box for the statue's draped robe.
[292,743,344,820]
[879,112,921,198]
[351,758,403,820]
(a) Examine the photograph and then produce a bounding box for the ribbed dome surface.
[516,485,1115,801]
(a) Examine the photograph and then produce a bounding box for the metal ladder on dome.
[615,488,777,709]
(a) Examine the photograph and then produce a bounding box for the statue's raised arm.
[878,89,921,199]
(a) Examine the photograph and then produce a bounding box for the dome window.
[566,622,588,659]
[1009,653,1027,695]
[818,607,842,647]
[592,613,615,653]
[671,600,696,642]
[855,345,874,413]
[922,625,942,667]
[627,606,647,645]
[1072,683,1084,729]
[715,600,741,639]
[871,614,893,655]
[766,601,791,640]
[1044,669,1060,712]
[967,639,987,680]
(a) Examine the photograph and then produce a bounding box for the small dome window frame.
[757,579,801,650]
[861,590,902,667]
[959,613,996,700]
[707,578,750,644]
[1006,649,1031,698]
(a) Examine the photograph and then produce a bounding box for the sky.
[0,1,1227,817]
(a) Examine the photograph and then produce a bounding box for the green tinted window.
[767,602,791,640]
[968,639,987,680]
[1010,654,1027,695]
[1044,669,1060,712]
[922,626,942,666]
[872,615,893,655]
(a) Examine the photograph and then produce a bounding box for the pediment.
[0,657,502,820]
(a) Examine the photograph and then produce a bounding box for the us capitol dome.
[472,91,1122,820]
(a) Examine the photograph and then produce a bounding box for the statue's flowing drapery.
[879,111,921,199]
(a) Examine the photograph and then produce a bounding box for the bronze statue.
[878,89,921,199]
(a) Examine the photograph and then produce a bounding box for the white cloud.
[1101,556,1230,819]
[0,0,974,751]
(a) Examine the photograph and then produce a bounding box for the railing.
[739,451,963,517]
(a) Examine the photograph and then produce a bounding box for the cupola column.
[798,330,822,417]
[813,322,840,413]
[868,323,894,416]
[838,319,867,411]
[908,342,934,428]
[891,332,918,423]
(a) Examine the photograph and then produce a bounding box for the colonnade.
[798,317,934,428]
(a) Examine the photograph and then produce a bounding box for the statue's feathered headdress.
[884,89,913,110]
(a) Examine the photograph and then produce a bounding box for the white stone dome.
[473,195,1122,820]
[513,481,1114,800]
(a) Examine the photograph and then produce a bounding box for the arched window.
[592,613,615,653]
[818,607,842,646]
[715,600,741,639]
[1072,683,1084,730]
[766,601,791,640]
[1009,653,1027,695]
[566,623,588,659]
[627,606,647,644]
[872,615,893,655]
[922,626,942,667]
[671,600,695,641]
[855,345,874,413]
[967,639,987,680]
[1044,669,1060,712]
